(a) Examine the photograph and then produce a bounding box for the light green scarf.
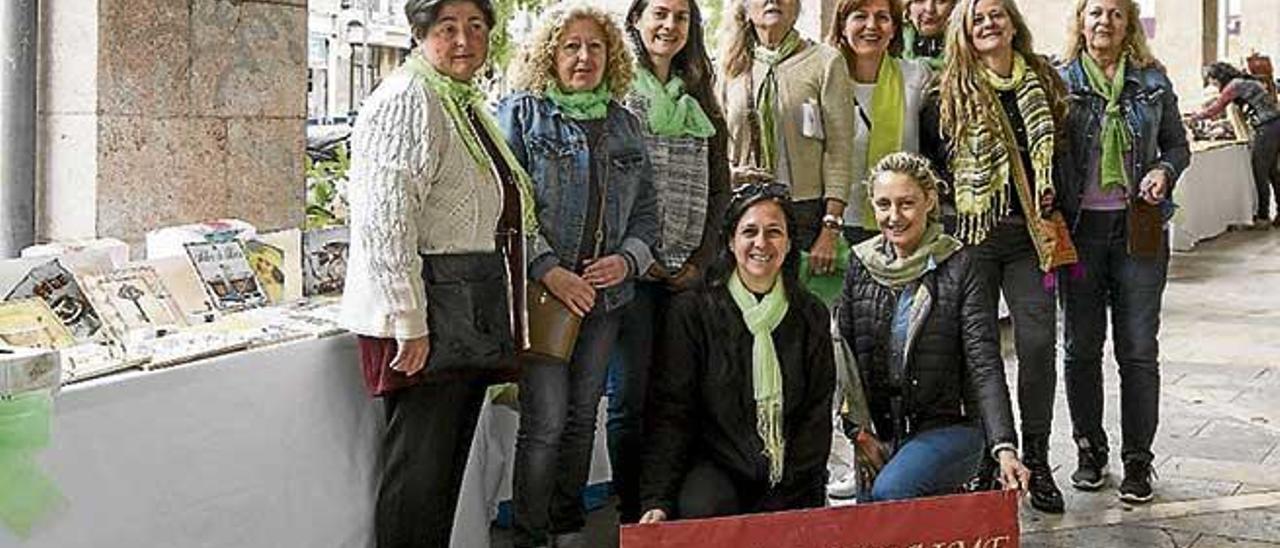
[853,222,963,288]
[753,31,804,173]
[402,55,539,234]
[1082,53,1132,192]
[861,55,906,228]
[0,392,63,538]
[545,84,612,121]
[633,67,716,138]
[728,270,789,486]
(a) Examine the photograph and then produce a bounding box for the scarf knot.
[1082,54,1132,192]
[752,31,803,172]
[728,271,789,486]
[545,84,612,121]
[634,67,716,138]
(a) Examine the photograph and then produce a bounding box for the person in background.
[902,0,955,69]
[340,0,536,545]
[606,0,731,524]
[1193,61,1280,228]
[639,183,835,522]
[1058,0,1190,504]
[837,152,1028,502]
[919,0,1073,514]
[496,4,658,546]
[718,0,857,278]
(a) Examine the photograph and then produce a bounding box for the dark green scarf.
[1082,53,1132,192]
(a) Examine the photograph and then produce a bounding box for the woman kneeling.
[836,152,1028,502]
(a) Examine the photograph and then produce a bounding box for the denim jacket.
[1058,58,1191,224]
[496,92,659,312]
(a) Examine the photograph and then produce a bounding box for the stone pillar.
[1150,0,1218,110]
[38,0,306,253]
[1239,0,1280,67]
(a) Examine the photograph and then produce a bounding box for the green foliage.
[489,0,552,72]
[305,143,351,230]
[703,0,725,53]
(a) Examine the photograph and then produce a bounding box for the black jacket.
[835,248,1016,451]
[641,283,835,515]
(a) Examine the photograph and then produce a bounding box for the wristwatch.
[822,213,844,231]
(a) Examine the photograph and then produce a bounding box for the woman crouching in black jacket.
[638,183,835,523]
[837,152,1028,502]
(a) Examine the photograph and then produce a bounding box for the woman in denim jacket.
[1057,0,1190,505]
[495,4,658,546]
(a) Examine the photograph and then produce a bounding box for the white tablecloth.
[1170,142,1256,251]
[2,334,611,548]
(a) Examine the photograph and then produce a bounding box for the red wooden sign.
[621,490,1020,548]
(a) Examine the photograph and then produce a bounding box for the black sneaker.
[1026,459,1066,513]
[1070,439,1109,491]
[1119,461,1156,504]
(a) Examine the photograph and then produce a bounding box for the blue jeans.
[1061,209,1168,464]
[512,307,622,547]
[868,424,985,502]
[605,282,661,523]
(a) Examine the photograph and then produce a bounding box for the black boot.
[1023,435,1065,513]
[1070,437,1109,491]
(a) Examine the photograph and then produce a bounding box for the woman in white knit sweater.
[339,0,538,545]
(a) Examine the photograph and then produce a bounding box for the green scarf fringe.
[728,271,789,487]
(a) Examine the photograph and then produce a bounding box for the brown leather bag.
[524,280,582,362]
[1127,197,1164,259]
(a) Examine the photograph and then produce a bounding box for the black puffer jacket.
[836,248,1016,450]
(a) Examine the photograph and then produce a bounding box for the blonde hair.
[507,3,634,98]
[720,1,757,79]
[1062,0,1159,69]
[864,152,945,220]
[936,0,1066,151]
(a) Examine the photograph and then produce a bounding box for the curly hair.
[506,3,634,98]
[935,0,1067,154]
[826,0,906,68]
[863,151,945,221]
[1062,0,1159,69]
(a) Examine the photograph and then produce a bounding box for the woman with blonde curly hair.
[918,0,1074,514]
[718,0,857,279]
[496,4,658,546]
[1057,0,1189,504]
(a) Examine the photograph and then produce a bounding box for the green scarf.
[1082,54,1131,192]
[633,67,716,138]
[401,55,540,234]
[853,222,962,288]
[861,55,906,227]
[544,84,612,121]
[727,270,789,486]
[753,31,804,173]
[0,392,63,538]
[902,24,945,70]
[950,53,1056,245]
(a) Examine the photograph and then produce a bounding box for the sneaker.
[1027,459,1066,513]
[1119,461,1157,504]
[827,475,859,500]
[1070,438,1109,491]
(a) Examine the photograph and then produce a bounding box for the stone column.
[39,0,306,253]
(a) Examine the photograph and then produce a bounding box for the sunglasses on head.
[731,182,791,202]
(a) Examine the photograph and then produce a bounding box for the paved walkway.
[494,228,1280,547]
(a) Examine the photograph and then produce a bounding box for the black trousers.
[376,379,488,548]
[674,460,825,520]
[1251,118,1280,219]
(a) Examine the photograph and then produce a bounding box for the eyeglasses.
[730,182,791,202]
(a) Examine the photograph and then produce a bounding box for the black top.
[577,119,608,267]
[641,283,834,515]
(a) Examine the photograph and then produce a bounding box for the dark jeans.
[1251,119,1280,219]
[969,219,1058,438]
[1061,209,1168,465]
[867,424,985,502]
[513,307,623,547]
[605,282,666,523]
[674,460,825,519]
[376,379,488,548]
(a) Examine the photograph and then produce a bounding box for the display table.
[3,334,611,548]
[1170,141,1256,251]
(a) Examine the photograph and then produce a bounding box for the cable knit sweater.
[339,69,504,340]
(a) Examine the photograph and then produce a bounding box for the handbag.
[524,280,582,362]
[1127,197,1164,259]
[420,252,518,376]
